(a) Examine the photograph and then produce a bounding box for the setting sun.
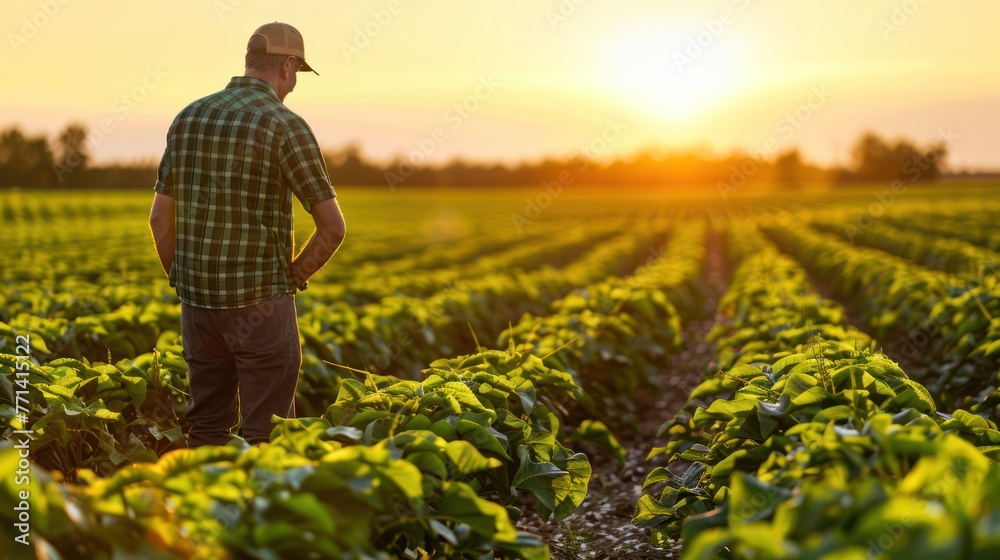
[601,23,749,120]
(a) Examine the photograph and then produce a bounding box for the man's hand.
[149,193,176,278]
[285,263,307,289]
[288,198,346,286]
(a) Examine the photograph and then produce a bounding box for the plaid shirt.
[154,76,336,309]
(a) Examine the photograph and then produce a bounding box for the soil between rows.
[516,230,728,559]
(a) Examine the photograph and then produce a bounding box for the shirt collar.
[226,76,279,100]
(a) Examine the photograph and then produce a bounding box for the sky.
[3,0,999,171]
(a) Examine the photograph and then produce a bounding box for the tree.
[850,131,947,182]
[774,149,805,186]
[0,127,56,187]
[324,143,384,186]
[54,123,90,186]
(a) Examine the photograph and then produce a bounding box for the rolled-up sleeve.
[153,146,173,197]
[279,116,336,213]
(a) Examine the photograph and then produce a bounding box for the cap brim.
[298,59,319,75]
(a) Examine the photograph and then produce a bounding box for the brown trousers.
[180,292,301,447]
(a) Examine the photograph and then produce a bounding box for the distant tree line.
[0,123,954,189]
[0,124,152,189]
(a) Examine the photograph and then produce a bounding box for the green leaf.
[439,481,519,542]
[727,472,791,526]
[680,502,730,543]
[510,444,568,515]
[679,527,736,560]
[567,420,626,465]
[119,374,148,409]
[456,418,511,461]
[445,440,502,477]
[530,450,592,522]
[977,338,1000,358]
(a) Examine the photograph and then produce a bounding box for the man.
[148,22,346,448]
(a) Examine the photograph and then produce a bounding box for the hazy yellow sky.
[3,0,999,170]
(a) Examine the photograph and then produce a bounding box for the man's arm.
[287,197,346,286]
[149,192,176,278]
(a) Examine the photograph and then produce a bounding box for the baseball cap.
[247,22,318,75]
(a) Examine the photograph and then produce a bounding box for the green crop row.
[810,215,998,279]
[885,211,1000,253]
[293,226,667,415]
[500,222,705,422]
[0,211,626,326]
[766,221,1000,417]
[0,343,188,478]
[1,346,621,559]
[302,220,624,308]
[706,223,874,372]
[634,224,1000,558]
[0,220,629,369]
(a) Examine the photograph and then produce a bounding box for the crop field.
[2,183,1000,559]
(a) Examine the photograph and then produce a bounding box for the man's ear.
[282,56,296,79]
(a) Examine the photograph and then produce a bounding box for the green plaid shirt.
[154,76,336,309]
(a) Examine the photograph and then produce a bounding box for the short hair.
[245,35,287,73]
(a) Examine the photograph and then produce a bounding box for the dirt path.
[517,229,729,559]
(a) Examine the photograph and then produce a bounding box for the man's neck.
[243,71,278,89]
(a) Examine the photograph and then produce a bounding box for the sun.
[602,26,748,120]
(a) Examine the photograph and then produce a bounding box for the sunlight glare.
[603,25,748,120]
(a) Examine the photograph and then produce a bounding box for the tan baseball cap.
[247,22,318,75]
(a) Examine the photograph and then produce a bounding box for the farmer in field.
[148,22,346,448]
